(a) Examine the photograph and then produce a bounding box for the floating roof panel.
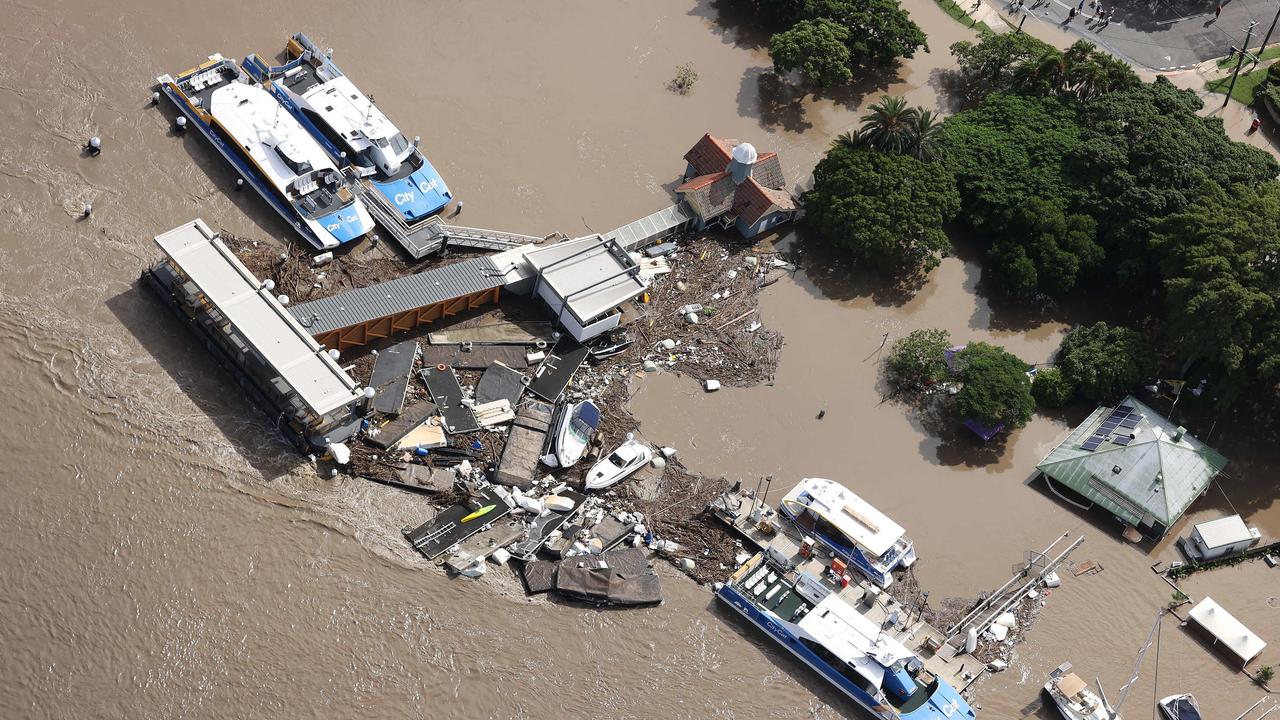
[154,219,360,417]
[524,236,648,323]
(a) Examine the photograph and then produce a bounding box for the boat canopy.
[1187,597,1267,664]
[574,401,601,428]
[781,478,906,558]
[797,593,914,671]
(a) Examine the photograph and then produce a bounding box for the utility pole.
[1224,21,1259,108]
[1255,2,1280,66]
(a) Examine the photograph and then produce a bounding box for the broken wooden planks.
[367,400,437,449]
[428,320,554,346]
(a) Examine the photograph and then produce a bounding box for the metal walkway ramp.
[356,181,544,258]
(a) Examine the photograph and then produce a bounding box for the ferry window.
[273,146,313,175]
[797,639,877,695]
[373,137,390,148]
[389,133,409,154]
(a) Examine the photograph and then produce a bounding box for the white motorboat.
[1157,694,1201,720]
[543,400,601,468]
[584,436,652,490]
[1045,663,1119,720]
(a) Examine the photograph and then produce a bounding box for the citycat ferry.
[779,477,918,588]
[244,33,453,223]
[157,55,374,250]
[717,551,976,720]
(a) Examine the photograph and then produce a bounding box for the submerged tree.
[954,342,1035,429]
[1057,322,1152,402]
[804,146,959,275]
[769,18,853,87]
[886,328,953,388]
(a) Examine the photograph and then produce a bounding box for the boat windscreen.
[608,452,629,468]
[1163,698,1201,720]
[569,417,593,443]
[889,674,938,714]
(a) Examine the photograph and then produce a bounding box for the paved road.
[1007,0,1280,69]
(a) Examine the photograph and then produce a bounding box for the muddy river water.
[1,1,1276,718]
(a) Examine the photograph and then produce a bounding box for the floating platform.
[528,337,590,403]
[494,401,555,489]
[403,487,511,560]
[368,340,417,415]
[419,366,479,434]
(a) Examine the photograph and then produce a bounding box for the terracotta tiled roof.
[684,133,733,177]
[751,153,785,190]
[676,172,728,193]
[732,178,778,226]
[679,173,737,219]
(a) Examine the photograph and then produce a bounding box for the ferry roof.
[154,220,362,418]
[797,593,913,677]
[209,82,338,188]
[782,478,906,557]
[1187,597,1266,664]
[1192,515,1253,550]
[302,75,398,147]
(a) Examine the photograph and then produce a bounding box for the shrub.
[1031,367,1073,407]
[667,64,698,95]
[1258,664,1275,684]
[886,329,953,388]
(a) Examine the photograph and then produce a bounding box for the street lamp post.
[1224,21,1259,108]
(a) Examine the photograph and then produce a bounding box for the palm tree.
[857,95,919,155]
[1013,49,1069,97]
[908,109,943,162]
[830,130,866,152]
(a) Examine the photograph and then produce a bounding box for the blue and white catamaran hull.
[244,33,453,224]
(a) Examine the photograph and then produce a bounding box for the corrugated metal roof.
[1036,395,1228,526]
[289,256,506,335]
[604,203,693,250]
[155,219,362,417]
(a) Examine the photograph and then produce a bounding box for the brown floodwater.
[1,1,1276,719]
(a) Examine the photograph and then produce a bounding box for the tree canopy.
[955,343,1035,429]
[1056,322,1152,402]
[804,146,959,275]
[1152,182,1280,400]
[886,329,953,388]
[769,18,853,87]
[950,35,1137,101]
[1031,366,1073,408]
[800,0,927,68]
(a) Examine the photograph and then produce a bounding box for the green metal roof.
[1036,395,1228,527]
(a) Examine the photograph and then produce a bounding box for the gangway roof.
[288,256,508,336]
[154,219,361,417]
[524,235,647,324]
[1187,596,1267,665]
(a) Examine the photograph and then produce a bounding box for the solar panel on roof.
[1100,421,1120,432]
[1119,416,1140,429]
[1116,405,1134,413]
[1113,435,1133,446]
[1081,438,1102,451]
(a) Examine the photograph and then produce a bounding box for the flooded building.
[523,234,648,342]
[676,133,798,238]
[145,219,368,451]
[1036,396,1228,540]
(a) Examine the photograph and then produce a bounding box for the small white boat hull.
[584,438,652,490]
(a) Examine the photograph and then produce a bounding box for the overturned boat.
[157,55,374,250]
[584,436,652,490]
[778,478,917,588]
[542,400,601,468]
[718,551,976,719]
[244,32,452,223]
[1157,694,1200,720]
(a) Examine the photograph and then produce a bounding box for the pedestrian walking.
[1068,7,1077,20]
[1215,2,1222,18]
[1077,0,1085,10]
